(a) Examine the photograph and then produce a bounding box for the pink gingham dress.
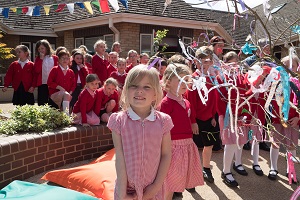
[107,107,173,200]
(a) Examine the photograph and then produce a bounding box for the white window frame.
[75,38,84,48]
[182,37,193,46]
[140,34,153,55]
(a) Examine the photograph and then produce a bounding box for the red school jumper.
[92,54,109,85]
[4,61,35,91]
[47,66,76,96]
[109,71,127,89]
[107,63,117,77]
[94,87,119,116]
[33,55,58,87]
[72,88,97,124]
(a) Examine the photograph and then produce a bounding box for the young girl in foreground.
[160,63,204,199]
[107,65,173,200]
[72,74,100,127]
[3,45,35,105]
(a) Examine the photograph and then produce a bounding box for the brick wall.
[0,125,113,189]
[64,30,75,52]
[115,23,140,58]
[56,35,65,49]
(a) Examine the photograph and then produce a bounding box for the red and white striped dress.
[107,107,173,200]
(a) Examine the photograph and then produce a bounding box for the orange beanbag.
[42,149,116,200]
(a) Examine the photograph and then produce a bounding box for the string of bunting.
[0,0,128,18]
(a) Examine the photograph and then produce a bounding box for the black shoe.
[172,192,183,198]
[286,173,299,184]
[186,188,196,193]
[268,170,278,180]
[259,142,270,152]
[221,172,239,187]
[243,142,251,150]
[253,165,264,176]
[203,169,214,183]
[233,163,248,176]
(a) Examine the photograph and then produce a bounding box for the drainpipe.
[109,17,120,42]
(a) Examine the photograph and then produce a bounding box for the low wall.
[0,125,113,189]
[0,87,38,102]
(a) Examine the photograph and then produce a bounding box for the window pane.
[141,35,152,54]
[104,35,114,52]
[85,36,103,55]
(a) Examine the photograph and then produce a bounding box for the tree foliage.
[0,32,15,60]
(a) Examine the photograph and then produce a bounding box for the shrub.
[0,104,73,135]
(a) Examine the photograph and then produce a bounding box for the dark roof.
[250,0,300,45]
[198,8,254,46]
[0,0,216,31]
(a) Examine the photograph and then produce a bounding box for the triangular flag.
[99,0,110,13]
[0,8,3,14]
[108,0,119,12]
[55,4,66,12]
[22,6,28,14]
[119,0,128,9]
[16,7,22,14]
[67,3,75,14]
[76,2,85,9]
[52,4,58,11]
[10,7,17,13]
[91,0,102,12]
[26,6,34,16]
[33,6,41,16]
[43,5,51,15]
[2,8,9,18]
[83,2,94,14]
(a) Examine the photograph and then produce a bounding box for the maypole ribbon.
[233,13,244,31]
[277,66,291,122]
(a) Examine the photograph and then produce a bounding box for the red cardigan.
[186,74,217,121]
[125,63,134,73]
[72,66,89,88]
[160,96,195,140]
[92,55,109,85]
[109,71,127,89]
[107,63,117,77]
[47,66,76,96]
[72,89,97,123]
[33,55,58,87]
[94,87,119,115]
[4,61,35,91]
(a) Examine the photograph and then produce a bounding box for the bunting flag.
[99,0,110,12]
[67,3,75,14]
[2,8,9,18]
[83,2,93,14]
[119,0,128,9]
[26,6,34,16]
[33,6,41,16]
[22,6,28,14]
[91,0,102,12]
[43,5,51,15]
[76,2,85,9]
[108,0,119,12]
[55,4,66,12]
[0,0,129,18]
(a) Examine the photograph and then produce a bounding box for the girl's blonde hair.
[223,51,238,63]
[104,77,118,87]
[15,45,30,58]
[162,63,191,90]
[117,58,126,66]
[120,64,162,110]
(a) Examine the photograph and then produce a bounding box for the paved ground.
[1,102,299,199]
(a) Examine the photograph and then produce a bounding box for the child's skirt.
[12,83,34,106]
[271,123,298,149]
[221,125,248,145]
[73,111,100,125]
[165,138,204,192]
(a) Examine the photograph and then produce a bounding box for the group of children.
[3,36,300,199]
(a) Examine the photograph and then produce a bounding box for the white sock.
[234,147,244,170]
[270,147,279,172]
[223,144,236,174]
[62,101,70,115]
[252,141,260,166]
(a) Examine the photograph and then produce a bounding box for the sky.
[183,0,264,12]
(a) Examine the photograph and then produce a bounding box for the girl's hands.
[82,123,90,127]
[78,64,84,69]
[288,117,299,127]
[143,183,159,200]
[211,118,217,127]
[28,87,35,93]
[192,123,199,135]
[56,85,65,91]
[2,87,7,92]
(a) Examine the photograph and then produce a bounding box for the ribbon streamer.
[277,66,291,122]
[233,14,244,31]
